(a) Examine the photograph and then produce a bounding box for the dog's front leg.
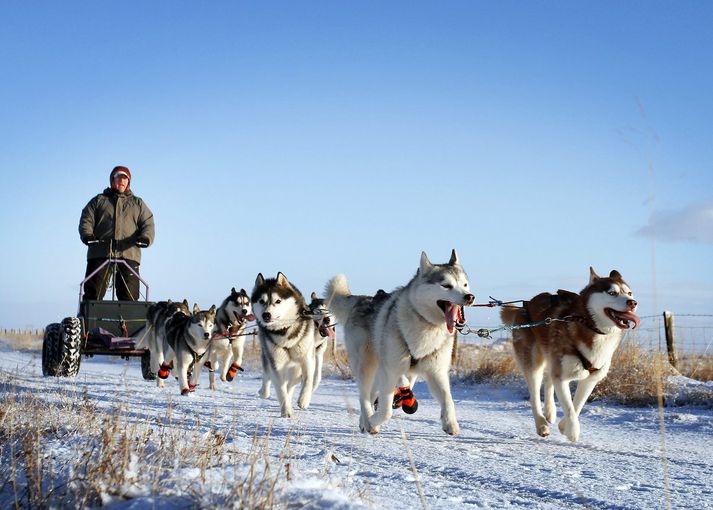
[572,366,608,416]
[175,354,192,395]
[297,353,315,410]
[553,377,580,442]
[313,343,325,392]
[423,368,460,436]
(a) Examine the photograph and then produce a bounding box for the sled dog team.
[139,249,639,443]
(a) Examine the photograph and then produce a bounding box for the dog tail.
[324,274,359,325]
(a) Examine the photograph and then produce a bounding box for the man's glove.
[83,234,96,246]
[136,237,150,248]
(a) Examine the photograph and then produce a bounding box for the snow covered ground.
[1,345,712,509]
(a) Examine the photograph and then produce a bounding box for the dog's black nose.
[627,299,637,309]
[242,309,248,315]
[464,293,475,305]
[262,312,271,321]
[323,316,331,325]
[204,332,210,339]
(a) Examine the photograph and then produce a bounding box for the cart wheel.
[141,350,156,380]
[42,323,61,376]
[44,317,83,377]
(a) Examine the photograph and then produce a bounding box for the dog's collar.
[565,314,606,336]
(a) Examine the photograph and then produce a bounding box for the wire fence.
[456,309,713,361]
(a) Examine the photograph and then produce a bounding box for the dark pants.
[83,258,141,301]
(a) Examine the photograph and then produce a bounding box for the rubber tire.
[43,317,83,377]
[141,350,156,380]
[42,323,61,376]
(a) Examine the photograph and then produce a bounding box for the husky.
[500,268,640,442]
[257,291,336,398]
[136,299,191,388]
[252,273,318,417]
[192,288,255,390]
[164,304,217,395]
[326,250,474,435]
[307,292,336,392]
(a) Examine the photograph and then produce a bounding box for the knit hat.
[110,166,131,184]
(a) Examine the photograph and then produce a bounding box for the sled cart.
[42,252,155,380]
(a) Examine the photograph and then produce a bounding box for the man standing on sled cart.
[79,165,155,300]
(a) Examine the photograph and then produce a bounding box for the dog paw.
[180,387,191,396]
[281,408,294,418]
[209,383,216,390]
[545,408,557,424]
[558,417,580,442]
[537,424,551,437]
[443,421,460,436]
[297,396,311,410]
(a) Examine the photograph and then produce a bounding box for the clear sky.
[1,1,711,330]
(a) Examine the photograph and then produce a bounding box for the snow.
[1,345,712,509]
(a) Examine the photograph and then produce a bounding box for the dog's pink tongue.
[445,303,459,333]
[620,311,641,329]
[325,326,336,340]
[246,314,256,322]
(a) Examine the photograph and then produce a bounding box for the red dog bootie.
[158,362,172,379]
[397,386,418,414]
[226,362,244,382]
[181,387,191,395]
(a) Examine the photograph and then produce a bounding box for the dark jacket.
[79,188,155,262]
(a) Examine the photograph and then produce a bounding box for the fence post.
[663,311,678,368]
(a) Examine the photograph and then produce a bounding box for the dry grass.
[678,355,713,382]
[0,331,42,352]
[0,386,285,508]
[452,338,712,407]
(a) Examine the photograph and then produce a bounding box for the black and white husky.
[192,288,254,390]
[326,250,474,435]
[258,291,336,398]
[251,273,318,418]
[136,299,191,388]
[164,304,216,395]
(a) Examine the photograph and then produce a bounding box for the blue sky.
[1,1,711,330]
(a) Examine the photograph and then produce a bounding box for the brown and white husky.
[501,268,640,442]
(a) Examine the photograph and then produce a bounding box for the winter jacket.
[79,187,155,263]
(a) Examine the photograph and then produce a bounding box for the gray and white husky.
[192,288,254,390]
[136,299,191,388]
[326,250,474,435]
[501,268,640,442]
[252,273,317,418]
[164,303,216,395]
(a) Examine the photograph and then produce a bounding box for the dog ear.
[276,272,289,287]
[449,249,460,266]
[609,270,622,280]
[182,298,189,307]
[311,291,318,301]
[193,303,200,314]
[589,267,600,284]
[240,288,247,295]
[231,287,237,295]
[255,273,265,286]
[209,305,216,315]
[420,251,434,274]
[167,299,173,304]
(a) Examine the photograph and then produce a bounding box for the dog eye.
[259,299,265,305]
[608,291,618,296]
[275,299,282,304]
[442,284,453,290]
